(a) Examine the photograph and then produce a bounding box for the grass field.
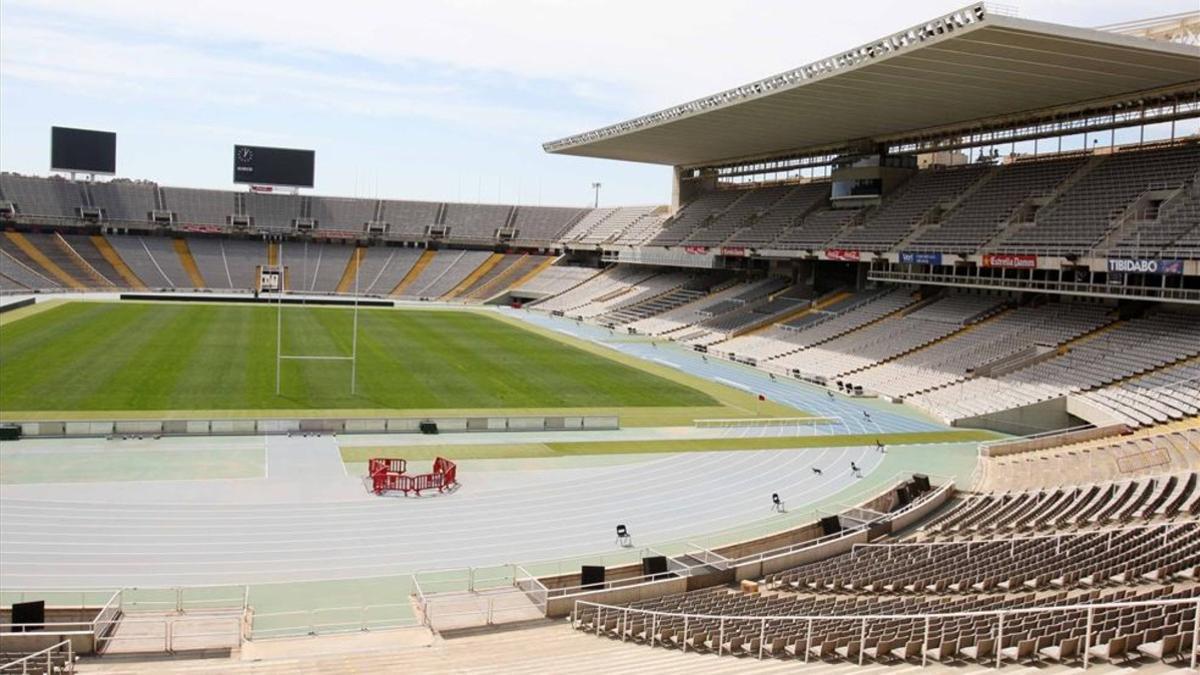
[0,302,734,413]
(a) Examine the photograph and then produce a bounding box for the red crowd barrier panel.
[369,457,458,496]
[369,458,406,478]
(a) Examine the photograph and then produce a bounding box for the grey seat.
[960,636,995,661]
[1040,636,1080,662]
[1000,637,1038,663]
[1137,632,1182,661]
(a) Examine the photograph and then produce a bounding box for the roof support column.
[671,166,716,217]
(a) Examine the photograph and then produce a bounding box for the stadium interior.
[2,2,1200,673]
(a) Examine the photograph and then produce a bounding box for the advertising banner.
[899,251,943,265]
[981,253,1037,269]
[825,248,861,262]
[1106,258,1184,275]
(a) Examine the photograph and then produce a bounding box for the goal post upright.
[273,236,361,398]
[350,246,360,395]
[275,236,284,396]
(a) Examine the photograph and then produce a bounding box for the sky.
[0,0,1195,207]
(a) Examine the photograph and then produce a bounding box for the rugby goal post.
[272,237,363,395]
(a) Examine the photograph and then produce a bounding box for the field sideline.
[0,301,799,423]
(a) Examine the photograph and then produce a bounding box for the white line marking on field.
[715,377,751,392]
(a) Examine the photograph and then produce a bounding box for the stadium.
[0,2,1199,672]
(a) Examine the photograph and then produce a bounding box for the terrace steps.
[54,233,115,287]
[73,622,838,673]
[982,154,1107,251]
[390,249,437,296]
[833,304,1007,379]
[443,252,504,299]
[506,254,558,292]
[93,235,146,288]
[334,246,366,293]
[466,253,533,300]
[765,290,920,362]
[3,231,85,289]
[172,238,207,288]
[739,295,837,338]
[1055,314,1126,355]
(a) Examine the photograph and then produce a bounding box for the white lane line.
[715,377,751,392]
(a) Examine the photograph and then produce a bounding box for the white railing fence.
[248,603,420,638]
[573,597,1200,670]
[0,640,75,675]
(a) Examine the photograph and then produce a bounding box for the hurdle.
[369,457,458,496]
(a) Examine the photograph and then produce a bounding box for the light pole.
[591,182,602,208]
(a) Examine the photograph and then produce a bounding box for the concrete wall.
[735,530,871,581]
[546,577,689,619]
[0,629,95,656]
[983,423,1128,457]
[954,396,1079,436]
[887,484,955,532]
[539,562,646,592]
[713,522,825,561]
[15,415,620,438]
[0,607,105,655]
[1066,396,1128,428]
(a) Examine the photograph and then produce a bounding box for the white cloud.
[9,0,1188,117]
[2,0,1192,204]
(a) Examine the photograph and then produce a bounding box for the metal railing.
[868,269,1200,304]
[248,604,420,638]
[572,597,1200,669]
[96,615,243,654]
[0,615,242,655]
[0,640,75,675]
[515,565,549,613]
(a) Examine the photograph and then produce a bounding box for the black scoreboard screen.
[233,145,314,188]
[51,126,116,174]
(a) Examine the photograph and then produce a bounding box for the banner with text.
[1106,258,1184,275]
[900,251,943,265]
[981,253,1037,269]
[825,248,861,262]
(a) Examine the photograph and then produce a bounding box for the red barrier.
[369,457,457,496]
[369,458,406,478]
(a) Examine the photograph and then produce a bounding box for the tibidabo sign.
[1106,258,1184,275]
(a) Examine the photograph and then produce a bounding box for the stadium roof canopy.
[544,3,1200,168]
